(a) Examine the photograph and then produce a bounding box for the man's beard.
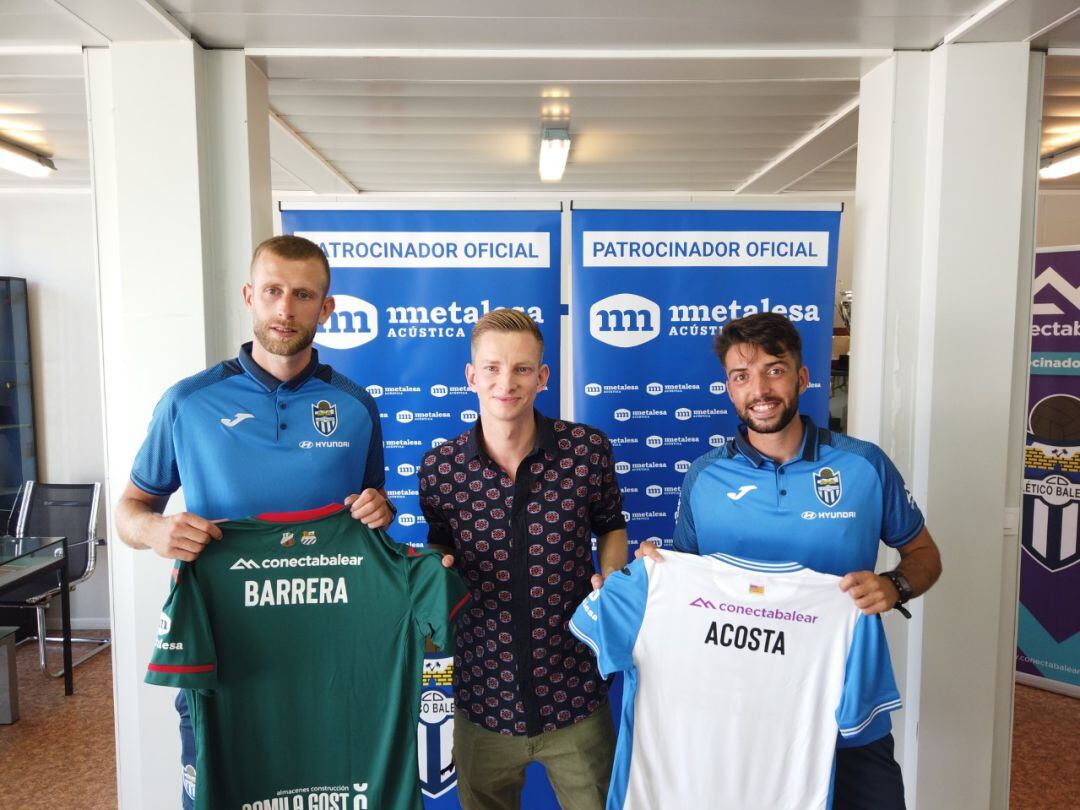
[736,395,799,434]
[253,319,317,357]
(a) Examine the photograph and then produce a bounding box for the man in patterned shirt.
[419,309,628,810]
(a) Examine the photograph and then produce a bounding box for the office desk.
[0,536,73,695]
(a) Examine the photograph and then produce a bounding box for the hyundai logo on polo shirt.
[311,401,338,437]
[813,467,843,507]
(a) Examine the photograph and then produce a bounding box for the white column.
[201,51,273,361]
[851,43,1040,809]
[849,51,932,792]
[86,41,270,809]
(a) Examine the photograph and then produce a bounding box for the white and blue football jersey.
[569,551,901,810]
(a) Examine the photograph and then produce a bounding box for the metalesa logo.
[315,294,379,349]
[584,383,602,397]
[589,293,661,348]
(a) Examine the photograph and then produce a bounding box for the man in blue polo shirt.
[639,312,941,810]
[115,235,396,808]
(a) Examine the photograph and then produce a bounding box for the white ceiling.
[2,0,1080,193]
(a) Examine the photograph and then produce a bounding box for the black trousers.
[833,734,906,810]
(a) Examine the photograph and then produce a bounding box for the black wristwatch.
[881,570,914,617]
[385,496,398,518]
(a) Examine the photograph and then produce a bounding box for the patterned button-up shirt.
[418,412,626,736]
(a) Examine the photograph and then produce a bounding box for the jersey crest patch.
[312,400,339,437]
[418,655,457,798]
[280,532,295,548]
[301,530,317,546]
[813,467,843,507]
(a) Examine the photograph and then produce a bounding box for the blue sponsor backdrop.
[571,208,840,550]
[280,207,563,808]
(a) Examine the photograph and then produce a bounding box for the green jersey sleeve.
[145,561,218,690]
[406,548,469,651]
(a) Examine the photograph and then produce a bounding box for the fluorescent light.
[0,138,55,178]
[1040,145,1080,180]
[539,128,570,182]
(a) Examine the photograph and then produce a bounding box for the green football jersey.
[145,504,467,810]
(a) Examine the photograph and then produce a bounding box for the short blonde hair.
[251,235,331,295]
[470,308,544,360]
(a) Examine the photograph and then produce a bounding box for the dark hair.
[713,312,803,369]
[251,235,331,294]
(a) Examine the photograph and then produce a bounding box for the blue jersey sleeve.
[835,613,902,740]
[672,472,699,554]
[363,398,386,491]
[877,452,925,548]
[569,558,650,678]
[130,388,182,497]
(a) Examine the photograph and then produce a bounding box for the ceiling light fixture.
[0,137,56,178]
[539,128,570,183]
[1040,145,1080,180]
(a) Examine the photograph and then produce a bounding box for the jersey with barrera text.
[145,504,468,810]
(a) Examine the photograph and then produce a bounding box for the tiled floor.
[1010,684,1080,809]
[0,631,116,809]
[0,637,1076,808]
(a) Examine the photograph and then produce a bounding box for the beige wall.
[0,191,109,628]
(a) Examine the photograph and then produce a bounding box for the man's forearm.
[893,527,943,599]
[115,497,160,550]
[895,546,941,598]
[596,529,629,577]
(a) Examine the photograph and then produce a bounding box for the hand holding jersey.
[344,487,397,529]
[145,505,468,810]
[570,551,901,809]
[655,312,941,809]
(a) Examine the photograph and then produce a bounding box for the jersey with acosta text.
[145,505,468,810]
[570,552,901,810]
[673,418,922,746]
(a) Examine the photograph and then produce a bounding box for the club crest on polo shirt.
[813,467,843,507]
[312,400,338,436]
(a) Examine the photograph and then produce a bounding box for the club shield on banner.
[1017,247,1080,697]
[280,207,562,808]
[572,208,840,551]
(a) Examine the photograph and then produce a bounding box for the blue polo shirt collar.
[733,415,821,468]
[237,341,321,393]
